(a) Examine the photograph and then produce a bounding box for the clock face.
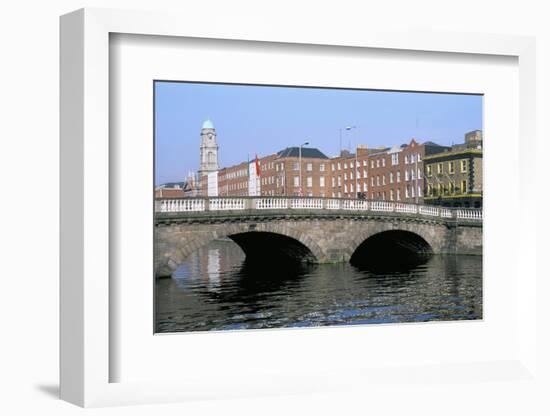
[208,133,213,140]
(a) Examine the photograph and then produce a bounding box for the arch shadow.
[350,230,434,273]
[229,231,317,265]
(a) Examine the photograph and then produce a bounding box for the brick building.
[203,146,330,197]
[198,139,453,202]
[180,119,482,205]
[154,182,185,198]
[327,139,448,203]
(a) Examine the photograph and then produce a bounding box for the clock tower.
[198,119,219,189]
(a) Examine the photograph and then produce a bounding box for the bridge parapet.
[155,197,482,222]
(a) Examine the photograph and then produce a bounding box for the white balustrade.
[371,201,394,212]
[419,206,440,216]
[155,197,482,222]
[457,209,483,220]
[160,199,204,212]
[394,203,417,214]
[209,198,246,211]
[325,199,341,210]
[256,198,288,209]
[289,198,323,209]
[342,199,369,211]
[440,208,453,218]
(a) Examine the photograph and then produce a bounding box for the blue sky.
[155,82,482,185]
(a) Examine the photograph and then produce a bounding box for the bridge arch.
[155,222,325,277]
[350,229,434,269]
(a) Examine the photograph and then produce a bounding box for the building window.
[417,154,422,162]
[363,170,367,178]
[350,161,354,168]
[320,177,325,187]
[417,168,422,179]
[344,184,348,193]
[350,172,354,180]
[338,176,342,186]
[376,175,380,186]
[439,183,444,195]
[437,163,443,174]
[320,192,325,197]
[411,169,416,181]
[427,165,433,177]
[461,180,468,193]
[405,170,409,181]
[371,160,375,168]
[461,160,468,173]
[449,161,455,174]
[390,189,394,200]
[382,158,386,167]
[411,186,415,198]
[396,189,401,201]
[307,177,312,187]
[363,160,367,167]
[344,173,347,181]
[293,176,299,187]
[338,162,341,170]
[418,185,422,197]
[448,182,453,194]
[391,153,399,165]
[405,155,409,164]
[376,160,380,168]
[331,163,335,171]
[344,162,348,169]
[382,191,386,200]
[371,177,374,186]
[405,187,409,198]
[293,162,299,171]
[427,184,432,196]
[363,183,367,192]
[351,184,354,193]
[382,175,386,185]
[331,177,335,187]
[306,163,313,172]
[390,172,394,183]
[320,163,325,172]
[397,171,401,182]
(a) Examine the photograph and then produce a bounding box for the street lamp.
[299,141,309,197]
[343,126,357,198]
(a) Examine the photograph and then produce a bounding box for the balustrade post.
[204,197,210,212]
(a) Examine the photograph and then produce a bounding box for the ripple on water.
[156,240,482,333]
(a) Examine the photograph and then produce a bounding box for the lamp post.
[299,141,309,196]
[415,155,419,204]
[343,126,357,198]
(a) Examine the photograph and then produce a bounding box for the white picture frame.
[60,8,539,408]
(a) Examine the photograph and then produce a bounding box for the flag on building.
[255,154,261,176]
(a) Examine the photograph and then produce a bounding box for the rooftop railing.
[155,196,482,222]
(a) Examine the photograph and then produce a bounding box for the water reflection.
[156,239,482,333]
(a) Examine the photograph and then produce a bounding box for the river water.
[155,239,482,333]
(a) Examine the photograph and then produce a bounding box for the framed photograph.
[60,8,539,408]
[153,81,484,334]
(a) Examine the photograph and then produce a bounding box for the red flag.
[255,154,261,176]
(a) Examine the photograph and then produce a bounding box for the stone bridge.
[154,197,482,277]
